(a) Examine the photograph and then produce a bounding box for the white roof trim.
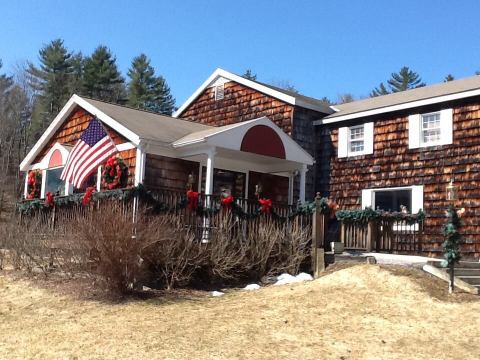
[173,116,314,165]
[173,68,328,117]
[315,88,480,125]
[20,94,141,171]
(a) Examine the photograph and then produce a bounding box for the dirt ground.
[0,264,479,360]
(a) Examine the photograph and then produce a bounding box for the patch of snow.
[243,284,261,291]
[274,272,313,286]
[295,272,314,281]
[211,291,224,297]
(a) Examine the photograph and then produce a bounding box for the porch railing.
[339,218,424,253]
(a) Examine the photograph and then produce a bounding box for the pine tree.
[370,82,390,97]
[70,52,84,94]
[27,39,74,134]
[387,66,425,92]
[444,74,455,82]
[127,54,175,115]
[82,46,125,103]
[336,93,355,104]
[370,66,425,97]
[243,69,257,81]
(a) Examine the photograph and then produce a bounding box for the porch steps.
[424,261,480,295]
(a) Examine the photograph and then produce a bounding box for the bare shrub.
[140,214,206,290]
[73,203,143,294]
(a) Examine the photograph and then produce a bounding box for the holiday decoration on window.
[82,187,96,206]
[45,192,55,207]
[186,190,199,210]
[26,170,42,200]
[258,198,273,214]
[102,155,128,190]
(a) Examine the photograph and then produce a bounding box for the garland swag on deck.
[336,207,426,224]
[17,184,333,221]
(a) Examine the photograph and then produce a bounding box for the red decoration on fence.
[186,190,199,210]
[82,187,95,206]
[258,198,272,214]
[45,192,55,207]
[221,195,234,209]
[327,199,339,218]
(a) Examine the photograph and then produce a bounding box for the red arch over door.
[240,125,286,159]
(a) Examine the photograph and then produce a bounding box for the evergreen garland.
[336,207,425,224]
[441,204,462,267]
[17,184,331,221]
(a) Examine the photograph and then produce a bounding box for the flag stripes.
[60,118,117,189]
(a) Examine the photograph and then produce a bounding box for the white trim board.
[314,87,480,125]
[20,94,141,171]
[173,68,333,117]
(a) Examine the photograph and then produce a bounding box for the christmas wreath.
[26,170,42,200]
[101,155,128,190]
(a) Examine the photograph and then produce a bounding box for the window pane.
[350,126,364,140]
[421,113,441,143]
[350,140,364,152]
[374,189,412,212]
[45,168,65,196]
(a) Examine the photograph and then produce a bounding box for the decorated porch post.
[202,148,216,242]
[299,164,307,204]
[443,179,463,294]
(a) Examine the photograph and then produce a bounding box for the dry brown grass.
[0,264,479,360]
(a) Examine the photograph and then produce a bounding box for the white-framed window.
[349,125,365,154]
[409,109,452,149]
[214,84,225,101]
[338,122,374,158]
[362,185,423,214]
[44,167,66,197]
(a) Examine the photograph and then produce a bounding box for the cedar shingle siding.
[179,81,324,199]
[34,107,136,187]
[316,98,480,258]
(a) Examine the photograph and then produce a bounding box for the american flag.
[60,118,117,189]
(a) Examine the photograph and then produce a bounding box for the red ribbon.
[186,190,199,210]
[221,195,234,209]
[258,198,273,214]
[45,192,54,207]
[82,187,95,206]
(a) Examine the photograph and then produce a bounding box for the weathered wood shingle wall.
[33,107,136,187]
[316,98,480,258]
[144,154,199,192]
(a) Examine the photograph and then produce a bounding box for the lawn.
[0,264,479,360]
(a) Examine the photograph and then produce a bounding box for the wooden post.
[366,219,376,252]
[312,192,325,278]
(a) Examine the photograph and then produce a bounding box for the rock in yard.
[211,291,225,297]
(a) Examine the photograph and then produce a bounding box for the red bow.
[221,195,234,209]
[82,187,95,206]
[45,192,54,207]
[186,190,199,210]
[258,198,273,214]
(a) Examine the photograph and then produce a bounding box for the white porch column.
[23,172,29,199]
[299,164,307,204]
[204,148,216,195]
[288,172,295,205]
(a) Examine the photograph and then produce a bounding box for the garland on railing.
[336,207,426,224]
[17,184,334,221]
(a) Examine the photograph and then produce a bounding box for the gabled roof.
[317,75,480,124]
[173,68,334,117]
[20,95,213,171]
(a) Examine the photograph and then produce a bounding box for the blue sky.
[1,0,479,105]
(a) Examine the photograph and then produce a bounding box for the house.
[19,95,314,206]
[173,68,333,200]
[314,75,480,258]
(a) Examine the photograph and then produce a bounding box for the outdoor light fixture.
[255,183,263,197]
[446,179,457,202]
[187,173,196,190]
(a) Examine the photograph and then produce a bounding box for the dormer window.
[214,84,225,101]
[409,109,452,149]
